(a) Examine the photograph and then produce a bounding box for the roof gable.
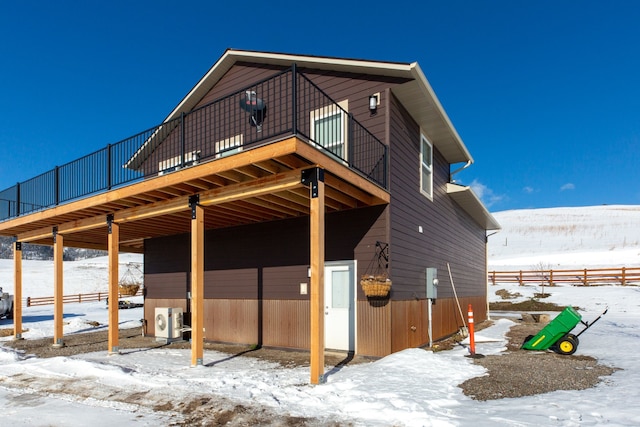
[164,49,474,165]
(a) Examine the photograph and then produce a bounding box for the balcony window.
[310,100,348,160]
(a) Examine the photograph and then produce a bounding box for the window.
[158,150,200,175]
[310,100,348,160]
[420,134,433,199]
[214,134,243,158]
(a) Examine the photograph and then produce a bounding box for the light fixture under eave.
[369,93,379,114]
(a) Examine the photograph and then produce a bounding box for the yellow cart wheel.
[553,335,578,355]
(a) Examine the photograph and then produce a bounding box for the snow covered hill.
[489,205,640,270]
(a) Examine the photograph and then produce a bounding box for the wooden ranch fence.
[26,288,143,307]
[488,267,640,287]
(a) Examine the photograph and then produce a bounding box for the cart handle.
[576,307,608,338]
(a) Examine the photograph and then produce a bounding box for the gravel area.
[459,320,620,400]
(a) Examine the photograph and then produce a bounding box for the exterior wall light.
[369,94,379,114]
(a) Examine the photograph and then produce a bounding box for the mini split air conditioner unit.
[155,307,183,340]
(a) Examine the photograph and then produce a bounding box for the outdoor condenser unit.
[155,307,183,340]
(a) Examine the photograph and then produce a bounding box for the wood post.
[13,242,23,340]
[107,217,120,354]
[190,197,204,367]
[307,168,325,385]
[622,267,626,286]
[53,228,64,347]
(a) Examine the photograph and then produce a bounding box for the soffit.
[446,183,501,231]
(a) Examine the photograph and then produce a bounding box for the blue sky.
[1,1,638,212]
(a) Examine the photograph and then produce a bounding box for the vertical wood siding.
[203,299,259,344]
[391,296,488,352]
[357,300,391,357]
[262,300,310,349]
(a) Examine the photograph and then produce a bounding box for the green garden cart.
[521,306,607,355]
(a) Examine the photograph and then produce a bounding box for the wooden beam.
[13,242,23,340]
[107,218,119,354]
[53,230,64,347]
[0,137,301,232]
[190,198,204,367]
[308,168,325,385]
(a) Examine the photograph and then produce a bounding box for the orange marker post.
[468,304,476,356]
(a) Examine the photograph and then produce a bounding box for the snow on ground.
[489,205,640,270]
[0,205,639,425]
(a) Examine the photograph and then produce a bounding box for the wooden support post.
[13,242,23,340]
[621,267,626,286]
[53,228,64,348]
[305,168,325,385]
[107,216,120,354]
[190,196,204,367]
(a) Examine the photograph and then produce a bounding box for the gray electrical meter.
[426,267,438,300]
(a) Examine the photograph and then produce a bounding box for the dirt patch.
[489,298,571,311]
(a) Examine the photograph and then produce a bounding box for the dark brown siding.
[387,94,487,302]
[144,272,187,299]
[205,269,258,299]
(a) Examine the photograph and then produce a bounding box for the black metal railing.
[0,66,388,222]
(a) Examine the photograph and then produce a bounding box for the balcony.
[0,66,388,222]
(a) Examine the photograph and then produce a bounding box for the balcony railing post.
[292,64,297,134]
[15,182,20,217]
[181,112,186,168]
[348,113,354,166]
[107,144,112,190]
[54,166,60,206]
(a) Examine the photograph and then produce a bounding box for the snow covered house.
[0,49,499,383]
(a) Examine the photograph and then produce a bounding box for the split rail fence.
[488,267,640,287]
[26,288,143,307]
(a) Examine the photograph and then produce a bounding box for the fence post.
[583,269,588,286]
[621,267,626,286]
[491,271,496,286]
[26,296,30,307]
[549,269,554,287]
[519,270,523,286]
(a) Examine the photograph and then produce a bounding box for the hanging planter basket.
[118,262,142,296]
[360,273,392,297]
[361,241,392,298]
[118,283,140,296]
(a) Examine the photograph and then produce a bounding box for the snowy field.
[489,204,640,270]
[0,205,639,426]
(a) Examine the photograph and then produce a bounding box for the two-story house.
[0,49,499,383]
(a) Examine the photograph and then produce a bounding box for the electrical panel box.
[426,267,438,300]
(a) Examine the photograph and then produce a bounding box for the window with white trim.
[310,100,348,160]
[158,150,201,175]
[420,134,433,199]
[214,134,243,158]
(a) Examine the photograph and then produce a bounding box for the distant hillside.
[489,205,640,270]
[0,236,105,261]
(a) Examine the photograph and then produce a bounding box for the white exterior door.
[324,262,355,351]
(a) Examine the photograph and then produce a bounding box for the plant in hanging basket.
[360,274,392,297]
[118,283,140,296]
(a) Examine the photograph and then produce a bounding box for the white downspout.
[450,160,473,182]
